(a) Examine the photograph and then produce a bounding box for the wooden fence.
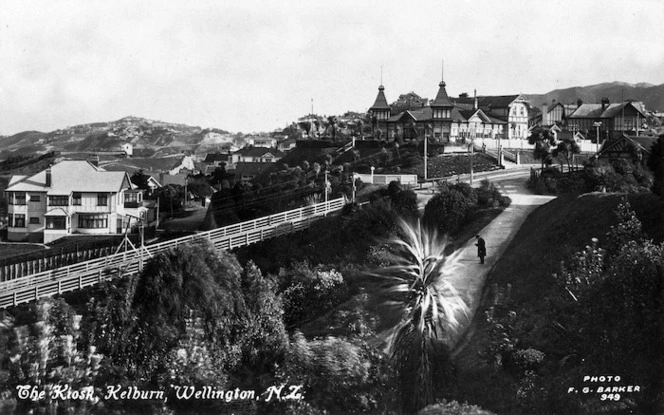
[1,246,115,281]
[0,198,345,309]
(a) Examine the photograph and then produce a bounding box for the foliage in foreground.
[370,220,469,413]
[478,200,664,414]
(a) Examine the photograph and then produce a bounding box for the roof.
[370,85,391,111]
[600,101,647,119]
[599,134,656,155]
[477,95,524,109]
[388,111,419,123]
[44,208,70,217]
[430,82,454,108]
[569,101,647,119]
[234,147,284,157]
[148,172,187,187]
[568,103,604,118]
[6,160,132,195]
[203,153,231,163]
[8,175,27,186]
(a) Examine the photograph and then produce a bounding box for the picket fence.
[0,198,345,309]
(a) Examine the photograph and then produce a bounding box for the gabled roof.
[599,134,656,155]
[430,82,454,108]
[234,147,284,157]
[451,108,506,124]
[600,101,647,119]
[6,160,133,195]
[388,111,418,123]
[370,85,391,111]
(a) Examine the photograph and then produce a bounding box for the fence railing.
[0,198,346,309]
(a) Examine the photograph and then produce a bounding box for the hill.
[526,81,664,111]
[455,191,664,413]
[0,116,235,159]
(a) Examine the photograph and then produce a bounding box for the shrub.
[422,189,473,235]
[279,262,349,327]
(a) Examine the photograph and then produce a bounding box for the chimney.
[473,89,478,110]
[91,155,100,167]
[577,99,583,108]
[601,97,610,112]
[542,103,548,125]
[45,166,52,187]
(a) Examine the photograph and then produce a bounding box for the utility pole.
[469,135,474,185]
[424,136,428,181]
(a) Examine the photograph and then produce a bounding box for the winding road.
[415,166,556,346]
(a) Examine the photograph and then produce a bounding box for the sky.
[1,0,663,135]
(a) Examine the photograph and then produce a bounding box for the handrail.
[0,198,345,309]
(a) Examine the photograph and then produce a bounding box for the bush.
[423,189,473,235]
[279,262,349,327]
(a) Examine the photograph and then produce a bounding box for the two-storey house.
[230,147,283,164]
[5,160,147,243]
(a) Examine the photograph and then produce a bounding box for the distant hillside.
[526,81,664,111]
[0,116,234,159]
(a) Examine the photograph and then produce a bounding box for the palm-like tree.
[371,220,468,413]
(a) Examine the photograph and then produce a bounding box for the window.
[97,193,108,206]
[78,214,108,229]
[72,192,82,205]
[29,217,40,224]
[29,194,41,203]
[13,214,26,228]
[124,193,139,203]
[14,193,26,205]
[46,217,66,230]
[48,195,69,206]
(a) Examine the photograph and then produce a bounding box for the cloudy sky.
[1,0,663,135]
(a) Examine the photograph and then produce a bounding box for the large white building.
[5,160,147,243]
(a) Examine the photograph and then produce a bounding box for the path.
[414,170,555,346]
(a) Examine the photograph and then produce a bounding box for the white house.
[246,136,278,148]
[231,147,284,164]
[121,143,133,157]
[5,160,148,243]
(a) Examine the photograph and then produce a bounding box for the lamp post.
[370,166,375,184]
[593,122,602,153]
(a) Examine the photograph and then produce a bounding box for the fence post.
[79,274,83,290]
[35,286,39,300]
[58,280,62,294]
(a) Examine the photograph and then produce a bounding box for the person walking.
[475,235,486,264]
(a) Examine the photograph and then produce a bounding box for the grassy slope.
[453,191,664,412]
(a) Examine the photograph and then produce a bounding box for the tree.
[370,220,468,413]
[647,135,664,196]
[327,116,338,142]
[527,127,557,169]
[551,202,664,413]
[552,136,581,172]
[5,298,104,414]
[130,169,151,191]
[422,188,474,235]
